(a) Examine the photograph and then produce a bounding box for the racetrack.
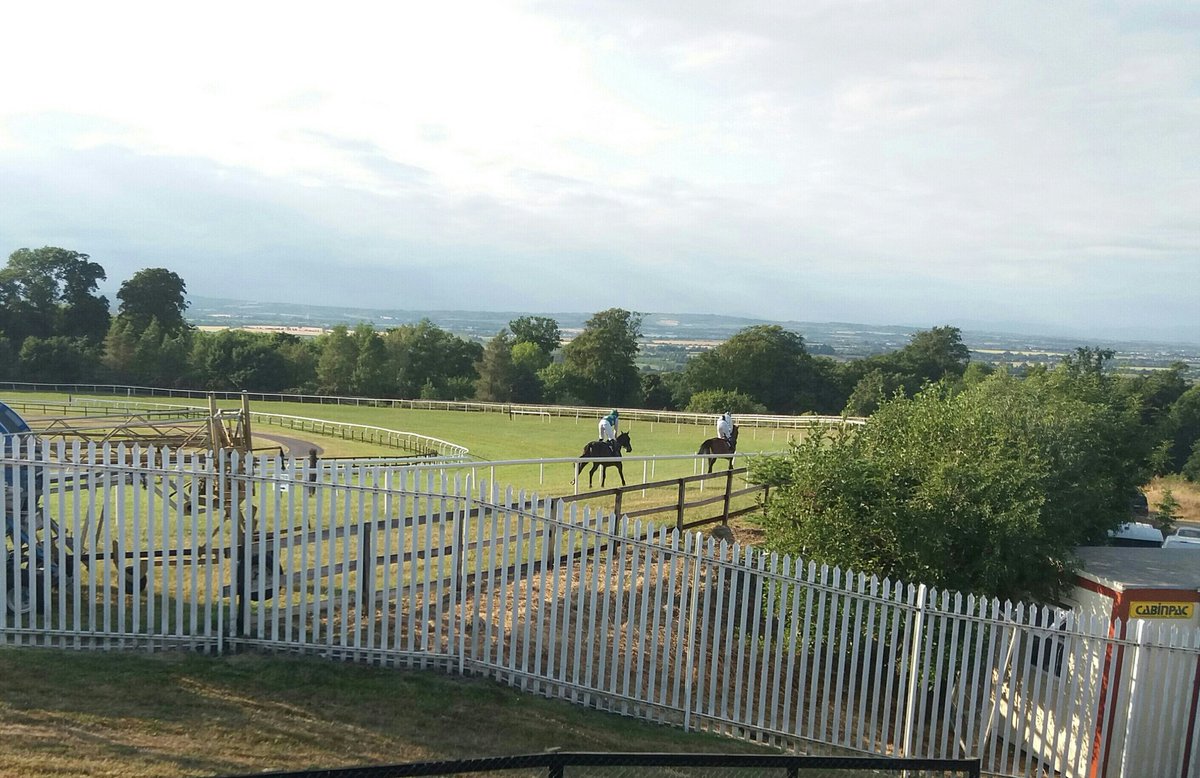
[253,432,324,458]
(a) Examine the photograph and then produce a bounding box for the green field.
[4,392,802,529]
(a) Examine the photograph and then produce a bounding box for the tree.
[105,311,192,387]
[350,325,390,397]
[0,246,110,347]
[508,316,561,356]
[1183,440,1200,482]
[1062,346,1115,378]
[899,326,970,385]
[801,357,853,415]
[685,389,767,414]
[0,335,14,380]
[102,318,138,380]
[839,326,972,407]
[17,336,101,383]
[684,325,814,413]
[537,362,585,405]
[269,333,319,392]
[316,325,358,396]
[640,373,676,410]
[186,329,291,391]
[131,319,167,384]
[475,330,515,402]
[382,320,481,400]
[116,268,189,335]
[562,308,642,406]
[842,368,896,417]
[961,361,996,386]
[510,341,548,402]
[1166,385,1200,475]
[751,369,1149,601]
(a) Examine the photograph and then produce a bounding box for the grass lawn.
[0,647,775,777]
[3,391,804,460]
[4,392,793,535]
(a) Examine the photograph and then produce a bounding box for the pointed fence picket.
[3,445,1199,778]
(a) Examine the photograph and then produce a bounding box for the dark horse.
[574,431,632,488]
[697,424,738,473]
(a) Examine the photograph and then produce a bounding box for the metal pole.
[902,583,929,758]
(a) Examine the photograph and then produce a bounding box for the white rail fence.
[0,382,863,429]
[5,397,471,460]
[2,444,1197,778]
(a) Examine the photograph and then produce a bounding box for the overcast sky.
[1,1,1197,342]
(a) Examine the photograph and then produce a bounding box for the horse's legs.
[616,462,625,486]
[588,462,599,488]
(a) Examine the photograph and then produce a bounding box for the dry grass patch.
[1145,475,1200,526]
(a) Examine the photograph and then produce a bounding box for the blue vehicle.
[2,400,72,615]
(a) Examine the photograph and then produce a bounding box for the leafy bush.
[685,389,767,415]
[750,370,1148,601]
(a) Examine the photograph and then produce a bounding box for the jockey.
[598,409,619,443]
[717,411,734,443]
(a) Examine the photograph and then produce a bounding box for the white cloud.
[0,0,1197,341]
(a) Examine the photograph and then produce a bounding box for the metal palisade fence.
[2,443,1198,778]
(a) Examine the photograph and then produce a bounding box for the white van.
[1162,526,1200,549]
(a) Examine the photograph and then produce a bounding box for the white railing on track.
[4,444,1195,778]
[3,397,470,460]
[0,382,864,429]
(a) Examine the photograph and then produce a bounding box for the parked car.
[1162,526,1200,549]
[1108,521,1165,548]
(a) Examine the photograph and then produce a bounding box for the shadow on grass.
[0,647,775,778]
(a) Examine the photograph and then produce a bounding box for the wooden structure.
[4,394,279,605]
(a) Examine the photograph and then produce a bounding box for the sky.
[1,1,1197,342]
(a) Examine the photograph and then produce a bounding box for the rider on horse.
[598,409,620,454]
[717,411,734,444]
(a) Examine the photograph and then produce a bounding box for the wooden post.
[239,391,253,453]
[207,394,222,450]
[676,479,686,532]
[723,468,734,525]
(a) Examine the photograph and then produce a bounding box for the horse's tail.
[697,441,709,456]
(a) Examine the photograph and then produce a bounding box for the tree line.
[2,246,1198,477]
[0,247,964,410]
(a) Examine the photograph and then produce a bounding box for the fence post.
[456,474,474,675]
[546,501,558,572]
[902,582,929,757]
[360,513,374,607]
[676,479,686,532]
[722,468,734,524]
[682,533,703,731]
